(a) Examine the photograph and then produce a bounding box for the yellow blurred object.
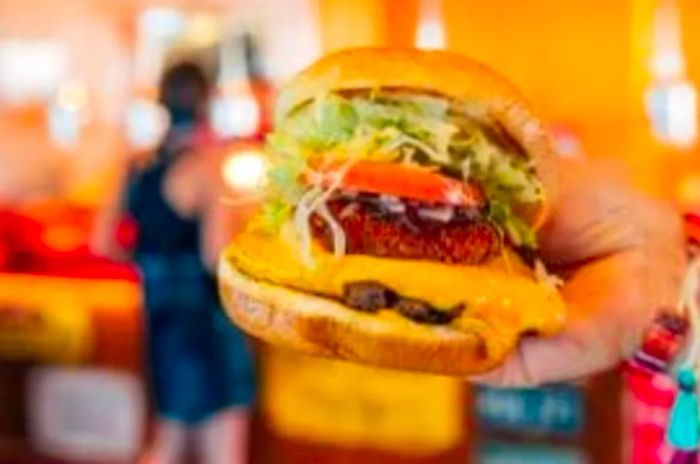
[262,349,463,455]
[314,0,419,51]
[315,0,385,51]
[183,13,221,48]
[65,166,117,208]
[0,273,140,364]
[677,174,700,209]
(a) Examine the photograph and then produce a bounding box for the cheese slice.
[226,224,565,337]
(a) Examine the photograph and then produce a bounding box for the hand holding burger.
[475,160,685,386]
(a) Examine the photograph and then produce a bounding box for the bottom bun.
[219,258,520,376]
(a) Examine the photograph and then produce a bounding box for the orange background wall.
[315,0,419,52]
[443,0,645,178]
[442,0,700,199]
[1,0,699,203]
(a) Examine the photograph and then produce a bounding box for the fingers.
[481,160,687,388]
[539,175,644,266]
[540,161,685,271]
[471,328,617,387]
[479,227,684,387]
[475,250,667,387]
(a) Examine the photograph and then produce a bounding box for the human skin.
[474,159,686,386]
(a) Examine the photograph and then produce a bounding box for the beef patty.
[310,196,500,265]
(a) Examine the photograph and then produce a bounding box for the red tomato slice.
[310,160,484,206]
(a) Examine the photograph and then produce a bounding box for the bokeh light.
[222,149,268,190]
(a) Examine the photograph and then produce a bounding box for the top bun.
[276,48,558,224]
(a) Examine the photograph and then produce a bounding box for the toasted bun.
[277,47,558,225]
[218,227,566,376]
[221,258,509,375]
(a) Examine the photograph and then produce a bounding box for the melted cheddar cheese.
[226,224,566,337]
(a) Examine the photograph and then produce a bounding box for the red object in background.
[0,203,138,280]
[0,236,8,271]
[685,213,700,245]
[0,202,143,370]
[1,205,90,257]
[625,364,677,464]
[0,202,148,463]
[116,215,138,252]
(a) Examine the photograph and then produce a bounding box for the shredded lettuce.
[488,196,537,248]
[260,199,293,232]
[261,91,545,250]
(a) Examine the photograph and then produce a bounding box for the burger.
[219,48,566,375]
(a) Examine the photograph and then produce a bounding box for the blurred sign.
[475,385,584,437]
[0,301,90,364]
[27,367,145,462]
[0,273,139,364]
[262,349,463,455]
[477,441,586,464]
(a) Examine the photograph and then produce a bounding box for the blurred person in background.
[92,62,255,464]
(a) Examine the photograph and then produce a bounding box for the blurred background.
[0,0,698,463]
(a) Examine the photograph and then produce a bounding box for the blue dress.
[126,151,255,425]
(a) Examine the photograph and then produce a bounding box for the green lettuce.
[262,92,544,248]
[487,195,537,249]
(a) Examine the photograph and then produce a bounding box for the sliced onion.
[293,188,321,268]
[293,158,358,267]
[386,202,406,214]
[417,206,454,223]
[379,194,406,213]
[379,194,399,202]
[316,201,346,259]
